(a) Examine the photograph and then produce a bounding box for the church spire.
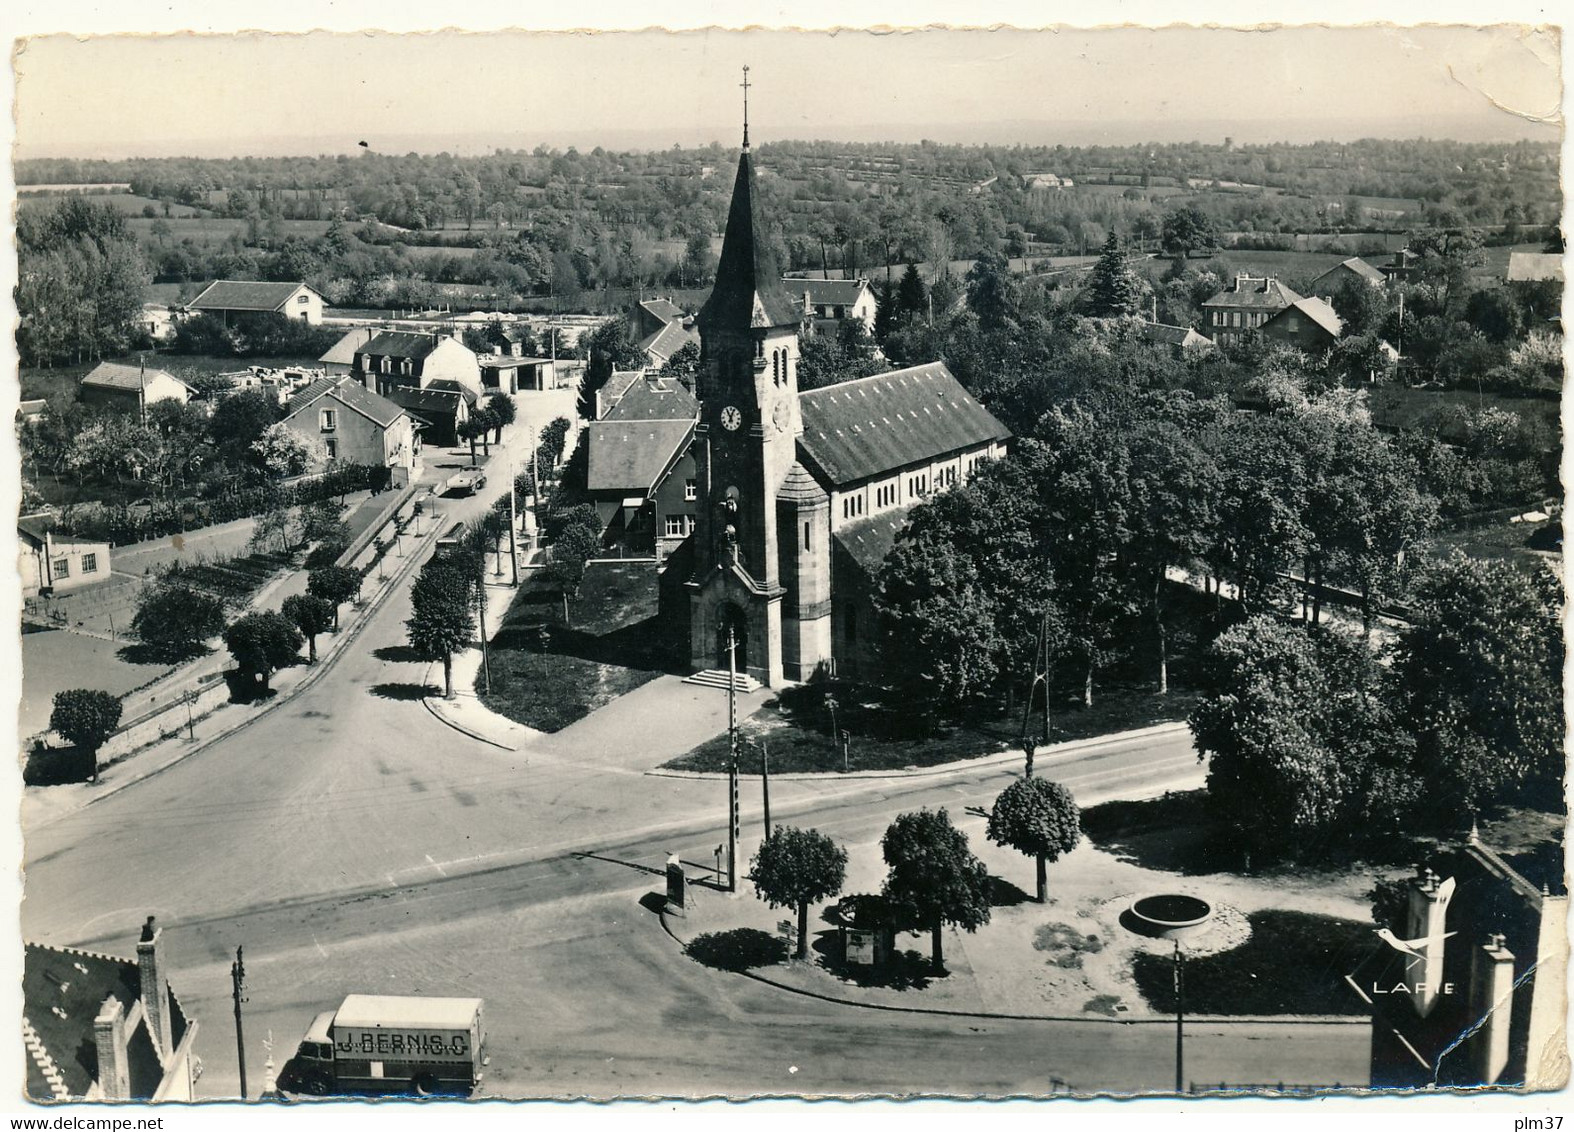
[741,65,751,151]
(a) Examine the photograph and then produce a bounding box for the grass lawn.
[1133,909,1372,1016]
[1367,384,1559,440]
[662,680,1201,775]
[1423,514,1561,566]
[475,562,668,732]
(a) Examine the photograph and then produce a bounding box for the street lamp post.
[725,628,740,893]
[231,945,249,1100]
[1124,894,1214,1095]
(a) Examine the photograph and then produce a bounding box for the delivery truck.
[285,994,487,1096]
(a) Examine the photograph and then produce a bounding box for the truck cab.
[291,1011,339,1094]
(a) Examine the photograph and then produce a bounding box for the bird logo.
[1374,927,1457,959]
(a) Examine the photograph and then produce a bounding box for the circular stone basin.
[1127,894,1215,941]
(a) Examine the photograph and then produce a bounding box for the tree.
[1084,233,1143,318]
[1189,617,1404,858]
[130,580,226,661]
[299,499,347,547]
[1160,205,1217,259]
[747,827,848,960]
[50,689,123,779]
[576,315,645,419]
[223,611,304,692]
[484,393,516,442]
[457,415,484,466]
[307,564,363,628]
[17,199,148,367]
[209,390,282,463]
[547,513,602,624]
[895,262,928,324]
[1392,556,1563,821]
[964,248,1019,331]
[406,560,475,699]
[881,808,991,974]
[986,777,1081,903]
[251,422,319,478]
[281,593,335,663]
[539,416,573,468]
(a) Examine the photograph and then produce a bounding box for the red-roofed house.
[24,916,200,1102]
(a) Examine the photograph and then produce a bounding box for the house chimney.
[1469,933,1516,1085]
[137,915,172,1059]
[92,998,130,1100]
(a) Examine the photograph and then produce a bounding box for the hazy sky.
[12,23,1563,159]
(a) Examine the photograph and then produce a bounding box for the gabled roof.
[597,369,645,416]
[357,331,443,360]
[286,376,407,429]
[791,278,872,307]
[586,419,694,493]
[1269,296,1344,338]
[699,147,804,332]
[637,320,699,363]
[189,280,319,313]
[384,385,469,418]
[1507,252,1564,282]
[319,328,375,366]
[1316,257,1386,285]
[427,378,480,405]
[80,362,191,393]
[19,514,102,548]
[603,376,699,422]
[1139,321,1213,349]
[23,942,188,1101]
[639,298,685,324]
[797,362,1011,487]
[834,505,916,578]
[1201,276,1303,311]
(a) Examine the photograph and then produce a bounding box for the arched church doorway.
[716,603,748,673]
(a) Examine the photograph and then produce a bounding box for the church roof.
[797,362,1010,487]
[699,148,803,332]
[834,506,915,579]
[777,462,828,505]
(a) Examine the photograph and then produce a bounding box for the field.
[126,216,336,244]
[1133,248,1353,286]
[18,191,205,218]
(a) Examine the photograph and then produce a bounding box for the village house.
[188,279,326,325]
[1260,295,1344,353]
[1201,275,1303,346]
[585,373,700,559]
[319,327,376,376]
[1307,256,1387,295]
[282,375,420,483]
[18,515,112,597]
[77,361,195,413]
[631,298,701,369]
[24,916,200,1102]
[1138,321,1215,354]
[791,277,878,336]
[1379,247,1421,284]
[479,355,559,394]
[658,128,1011,687]
[351,331,483,447]
[593,369,647,420]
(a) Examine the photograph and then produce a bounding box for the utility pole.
[477,567,491,696]
[507,453,520,586]
[231,946,249,1100]
[759,739,772,841]
[1019,606,1053,776]
[726,627,739,893]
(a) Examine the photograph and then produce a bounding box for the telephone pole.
[726,628,740,893]
[231,946,249,1100]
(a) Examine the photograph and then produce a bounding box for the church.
[657,116,1010,688]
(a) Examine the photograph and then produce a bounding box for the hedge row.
[52,464,394,546]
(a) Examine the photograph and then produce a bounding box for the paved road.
[19,389,1367,1096]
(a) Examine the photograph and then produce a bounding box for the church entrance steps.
[683,669,761,693]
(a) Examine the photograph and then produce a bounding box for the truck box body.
[293,994,486,1095]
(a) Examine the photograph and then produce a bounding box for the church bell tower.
[684,68,806,686]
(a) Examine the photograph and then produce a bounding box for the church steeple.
[698,70,800,335]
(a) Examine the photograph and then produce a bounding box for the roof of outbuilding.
[834,505,916,578]
[639,298,686,324]
[1201,276,1303,311]
[383,385,469,418]
[791,278,872,307]
[796,362,1010,487]
[603,376,699,422]
[80,362,190,392]
[699,148,804,332]
[23,940,189,1101]
[1139,321,1212,348]
[586,419,694,493]
[286,375,408,429]
[1507,252,1564,282]
[189,279,318,312]
[1316,257,1387,285]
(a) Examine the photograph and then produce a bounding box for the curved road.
[20,426,1365,1099]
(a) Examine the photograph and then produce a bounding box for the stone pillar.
[93,999,130,1101]
[1404,866,1454,1019]
[137,915,172,1060]
[1526,890,1570,1090]
[1469,933,1516,1085]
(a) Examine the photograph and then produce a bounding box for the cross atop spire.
[741,65,751,150]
